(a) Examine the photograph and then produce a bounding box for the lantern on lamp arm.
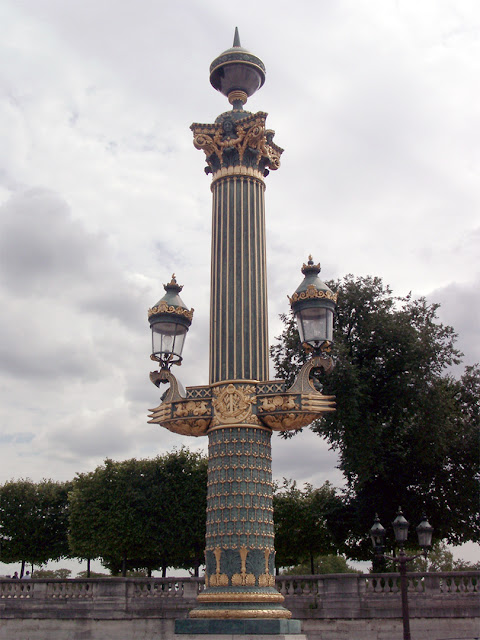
[148,275,194,389]
[288,256,338,387]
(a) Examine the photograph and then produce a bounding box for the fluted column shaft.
[188,111,286,619]
[209,174,269,384]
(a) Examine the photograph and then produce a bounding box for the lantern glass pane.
[152,321,187,359]
[369,518,386,550]
[392,515,409,543]
[297,307,333,345]
[416,519,433,548]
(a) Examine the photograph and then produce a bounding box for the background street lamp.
[370,508,434,640]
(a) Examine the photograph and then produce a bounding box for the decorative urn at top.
[148,275,194,369]
[209,27,266,107]
[289,256,338,354]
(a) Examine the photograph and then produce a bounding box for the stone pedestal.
[175,617,304,636]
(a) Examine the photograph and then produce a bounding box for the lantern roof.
[288,256,338,308]
[148,275,194,323]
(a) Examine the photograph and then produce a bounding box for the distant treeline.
[0,449,354,577]
[1,447,478,578]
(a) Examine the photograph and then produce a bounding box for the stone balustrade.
[0,572,478,640]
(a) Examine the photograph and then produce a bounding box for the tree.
[271,275,480,559]
[69,458,164,576]
[407,542,480,573]
[0,479,71,575]
[68,449,207,576]
[283,554,358,575]
[152,449,208,576]
[273,480,340,573]
[33,568,72,579]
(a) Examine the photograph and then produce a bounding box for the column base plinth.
[175,618,303,635]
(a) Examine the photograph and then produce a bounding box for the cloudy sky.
[0,0,478,564]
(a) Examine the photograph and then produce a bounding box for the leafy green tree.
[68,449,207,576]
[283,554,358,575]
[406,542,480,572]
[271,275,480,560]
[273,480,340,573]
[0,479,71,576]
[69,458,162,577]
[153,449,207,576]
[33,568,72,579]
[76,570,108,578]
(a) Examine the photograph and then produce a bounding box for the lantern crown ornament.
[148,275,194,369]
[289,256,338,354]
[210,27,266,108]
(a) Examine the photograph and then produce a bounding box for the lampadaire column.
[148,31,337,634]
[189,31,286,619]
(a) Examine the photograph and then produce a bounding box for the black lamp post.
[369,508,433,640]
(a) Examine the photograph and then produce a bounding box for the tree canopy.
[0,479,71,575]
[68,448,207,576]
[282,554,358,576]
[273,480,340,573]
[271,275,480,559]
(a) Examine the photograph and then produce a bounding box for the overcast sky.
[0,1,478,565]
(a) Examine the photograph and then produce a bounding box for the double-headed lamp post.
[370,508,434,640]
[147,30,338,636]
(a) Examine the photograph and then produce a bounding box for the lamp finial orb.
[210,31,266,104]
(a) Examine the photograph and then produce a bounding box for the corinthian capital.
[191,111,283,178]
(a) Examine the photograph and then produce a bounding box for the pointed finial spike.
[233,27,241,48]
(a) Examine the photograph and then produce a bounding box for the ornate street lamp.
[148,275,193,370]
[369,509,434,640]
[148,30,337,635]
[289,256,337,355]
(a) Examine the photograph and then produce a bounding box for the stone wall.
[0,572,478,640]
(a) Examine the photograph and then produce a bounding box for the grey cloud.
[0,432,34,444]
[0,337,103,381]
[429,276,480,369]
[271,429,343,488]
[0,189,149,330]
[0,188,106,293]
[36,408,138,461]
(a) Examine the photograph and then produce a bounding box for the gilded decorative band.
[189,609,292,619]
[197,593,284,603]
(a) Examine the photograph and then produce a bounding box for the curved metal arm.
[149,368,185,402]
[287,355,334,394]
[377,550,428,566]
